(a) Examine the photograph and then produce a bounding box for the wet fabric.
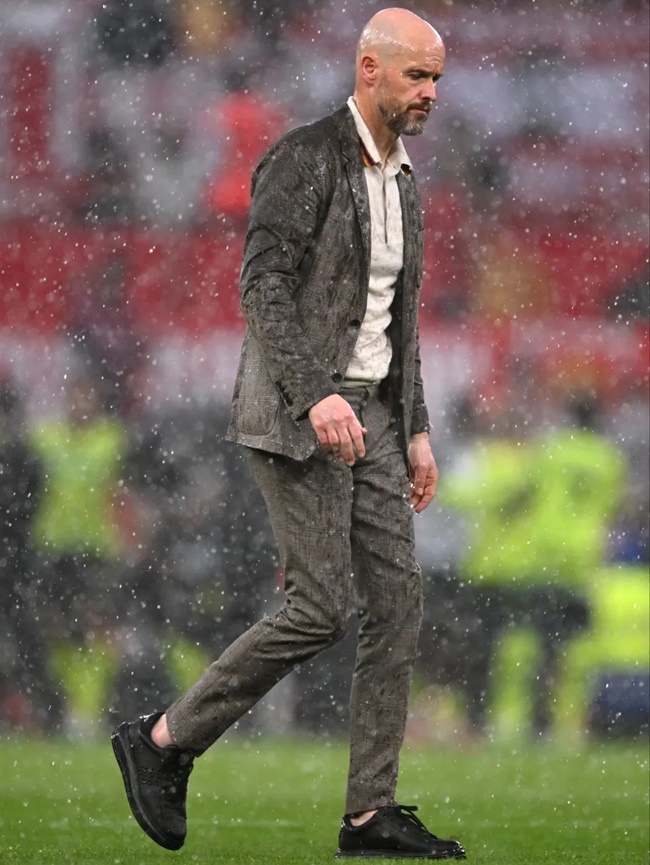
[226,102,429,461]
[166,386,423,814]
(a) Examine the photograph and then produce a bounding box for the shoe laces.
[389,805,439,840]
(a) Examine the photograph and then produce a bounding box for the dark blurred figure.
[607,263,649,323]
[107,417,181,725]
[110,402,279,728]
[414,395,483,694]
[239,0,304,49]
[0,379,64,733]
[68,126,135,225]
[95,0,178,68]
[68,250,147,417]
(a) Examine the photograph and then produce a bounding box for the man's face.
[376,42,446,137]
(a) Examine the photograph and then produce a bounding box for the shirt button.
[332,372,343,383]
[350,319,361,328]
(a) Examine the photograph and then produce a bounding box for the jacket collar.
[332,103,365,165]
[346,96,412,175]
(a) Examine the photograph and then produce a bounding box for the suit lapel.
[335,107,372,271]
[397,170,423,333]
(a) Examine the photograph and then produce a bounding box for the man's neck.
[351,93,398,165]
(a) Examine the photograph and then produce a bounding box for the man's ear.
[360,54,379,85]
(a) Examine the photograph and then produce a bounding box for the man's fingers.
[414,484,435,513]
[350,423,366,460]
[410,465,426,495]
[324,422,366,465]
[409,465,438,511]
[308,395,367,465]
[325,428,340,453]
[336,427,356,465]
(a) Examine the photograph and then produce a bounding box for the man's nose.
[423,80,437,102]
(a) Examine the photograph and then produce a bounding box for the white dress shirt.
[344,95,411,385]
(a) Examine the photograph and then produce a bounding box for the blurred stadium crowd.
[0,0,648,741]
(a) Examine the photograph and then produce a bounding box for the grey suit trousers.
[166,385,423,814]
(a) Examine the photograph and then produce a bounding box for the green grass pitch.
[1,735,648,864]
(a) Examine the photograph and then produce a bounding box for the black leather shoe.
[335,804,466,859]
[111,711,194,850]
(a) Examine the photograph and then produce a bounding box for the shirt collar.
[347,96,412,175]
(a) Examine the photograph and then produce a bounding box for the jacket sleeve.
[239,137,337,421]
[410,325,430,437]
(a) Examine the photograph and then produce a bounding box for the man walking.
[112,8,466,860]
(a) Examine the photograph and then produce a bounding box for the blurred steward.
[443,391,626,738]
[585,561,649,739]
[30,371,127,663]
[529,391,627,617]
[442,405,538,737]
[528,392,628,735]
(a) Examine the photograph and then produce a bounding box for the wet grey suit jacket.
[226,103,430,461]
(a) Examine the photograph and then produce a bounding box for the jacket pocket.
[232,343,281,437]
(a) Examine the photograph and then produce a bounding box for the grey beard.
[401,118,427,136]
[384,111,427,137]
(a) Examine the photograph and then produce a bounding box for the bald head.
[353,8,445,149]
[357,8,444,64]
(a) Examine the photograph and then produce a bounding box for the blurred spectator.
[131,115,220,226]
[470,223,554,321]
[107,416,182,725]
[420,185,475,319]
[29,371,127,663]
[176,0,237,60]
[0,378,64,734]
[607,264,650,323]
[110,401,279,727]
[241,0,305,45]
[71,126,135,225]
[95,0,178,69]
[68,250,147,417]
[200,71,288,226]
[414,394,483,693]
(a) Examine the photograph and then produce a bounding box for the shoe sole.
[111,723,184,851]
[335,850,466,860]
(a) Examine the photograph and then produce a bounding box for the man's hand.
[309,394,367,466]
[408,432,438,513]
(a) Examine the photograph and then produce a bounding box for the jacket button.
[350,319,361,328]
[332,372,343,383]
